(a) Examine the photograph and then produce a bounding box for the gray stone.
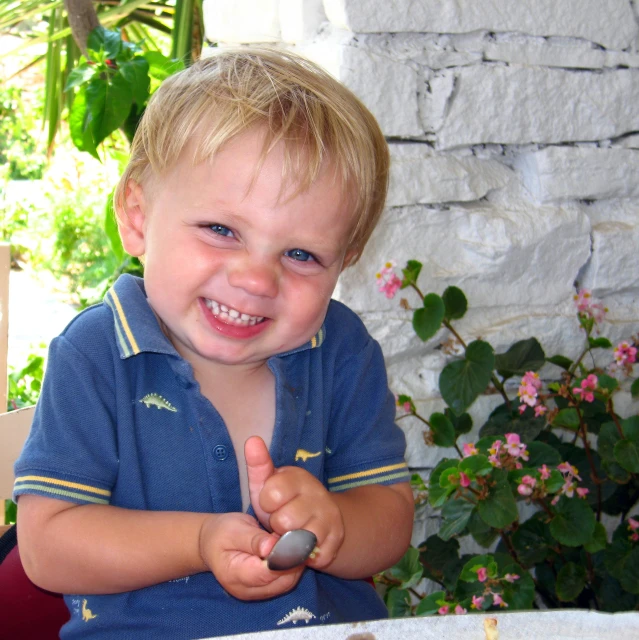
[433,66,639,148]
[516,147,639,202]
[323,0,638,50]
[387,143,513,206]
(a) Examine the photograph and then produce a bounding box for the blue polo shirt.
[14,274,409,639]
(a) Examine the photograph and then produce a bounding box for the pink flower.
[534,404,548,417]
[562,478,576,498]
[628,518,639,531]
[438,605,449,615]
[558,462,580,479]
[477,567,488,582]
[463,443,478,457]
[614,341,637,366]
[518,483,533,497]
[521,475,536,486]
[576,487,590,499]
[454,604,467,615]
[505,433,529,461]
[403,402,411,413]
[538,464,551,480]
[573,374,598,403]
[522,371,542,390]
[518,404,527,415]
[376,261,402,299]
[459,472,471,488]
[631,533,639,543]
[504,573,520,583]
[574,289,607,324]
[471,595,485,610]
[491,592,508,608]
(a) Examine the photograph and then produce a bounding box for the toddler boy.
[14,47,413,639]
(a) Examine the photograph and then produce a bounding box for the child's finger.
[245,436,277,530]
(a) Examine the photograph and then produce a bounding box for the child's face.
[121,129,355,370]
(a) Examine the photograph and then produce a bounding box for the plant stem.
[499,530,521,565]
[575,405,603,521]
[607,398,625,438]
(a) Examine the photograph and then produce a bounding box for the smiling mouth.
[204,299,265,327]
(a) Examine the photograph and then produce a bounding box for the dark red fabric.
[0,545,69,639]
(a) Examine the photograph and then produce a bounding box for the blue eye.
[210,224,234,237]
[285,248,315,262]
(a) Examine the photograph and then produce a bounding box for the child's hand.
[245,436,345,571]
[199,512,304,600]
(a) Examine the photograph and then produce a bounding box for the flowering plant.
[376,260,639,616]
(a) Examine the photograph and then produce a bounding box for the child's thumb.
[245,436,276,530]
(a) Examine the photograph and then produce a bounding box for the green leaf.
[477,469,518,529]
[599,422,622,462]
[415,590,446,616]
[511,514,553,566]
[459,554,494,582]
[614,439,639,473]
[418,535,461,589]
[68,85,99,159]
[550,496,596,547]
[442,286,467,321]
[622,416,639,441]
[413,294,445,342]
[544,469,565,494]
[494,338,545,379]
[467,510,499,547]
[552,408,580,431]
[103,188,124,262]
[597,374,619,394]
[479,402,545,442]
[555,562,586,602]
[602,459,631,484]
[384,587,412,617]
[88,26,122,59]
[428,459,458,507]
[547,354,573,370]
[588,337,612,349]
[459,454,493,477]
[440,340,495,415]
[400,260,422,288]
[389,546,423,590]
[143,50,185,81]
[119,58,150,110]
[631,378,639,399]
[86,73,133,146]
[501,563,535,610]
[605,521,639,594]
[64,63,96,91]
[525,441,562,468]
[429,412,456,448]
[445,408,473,436]
[584,521,608,553]
[439,499,475,541]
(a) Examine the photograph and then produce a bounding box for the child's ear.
[117,180,148,257]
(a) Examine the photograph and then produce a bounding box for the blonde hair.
[114,46,389,264]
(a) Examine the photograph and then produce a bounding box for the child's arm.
[246,437,414,579]
[18,494,302,600]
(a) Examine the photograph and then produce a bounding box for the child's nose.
[227,255,279,298]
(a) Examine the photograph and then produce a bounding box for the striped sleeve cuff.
[327,461,410,493]
[13,474,111,505]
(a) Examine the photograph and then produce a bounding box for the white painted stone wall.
[203,0,639,546]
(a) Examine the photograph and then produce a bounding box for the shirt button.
[214,445,228,461]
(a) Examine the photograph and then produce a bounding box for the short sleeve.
[324,335,409,493]
[13,335,119,505]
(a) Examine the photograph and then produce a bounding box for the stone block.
[302,39,422,136]
[323,0,637,50]
[387,143,514,206]
[338,201,591,312]
[430,66,639,149]
[203,0,280,42]
[516,147,639,202]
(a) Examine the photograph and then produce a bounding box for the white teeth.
[204,298,264,327]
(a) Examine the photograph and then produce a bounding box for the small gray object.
[266,529,318,571]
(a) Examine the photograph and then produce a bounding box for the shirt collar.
[104,274,326,360]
